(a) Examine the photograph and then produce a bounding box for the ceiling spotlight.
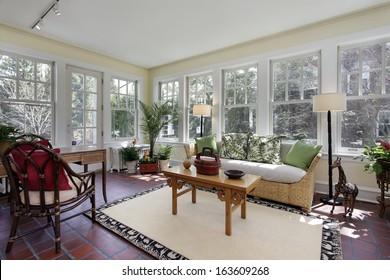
[35,19,43,30]
[53,2,61,16]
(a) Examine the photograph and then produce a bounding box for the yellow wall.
[0,23,150,97]
[150,3,390,77]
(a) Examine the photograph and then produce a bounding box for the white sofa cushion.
[219,158,306,183]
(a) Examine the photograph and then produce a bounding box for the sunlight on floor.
[130,174,167,182]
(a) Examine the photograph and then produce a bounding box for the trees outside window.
[187,74,213,139]
[223,65,257,133]
[339,40,390,151]
[110,77,137,140]
[271,53,319,143]
[0,51,53,139]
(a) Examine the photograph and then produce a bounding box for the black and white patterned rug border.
[87,184,342,260]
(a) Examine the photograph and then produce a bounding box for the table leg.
[102,161,107,203]
[192,185,196,203]
[172,184,178,215]
[225,188,232,236]
[241,194,247,219]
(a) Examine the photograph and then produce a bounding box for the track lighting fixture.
[31,0,61,30]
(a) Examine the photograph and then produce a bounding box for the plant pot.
[159,159,169,172]
[139,162,159,174]
[125,160,138,174]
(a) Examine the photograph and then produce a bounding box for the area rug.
[88,184,342,260]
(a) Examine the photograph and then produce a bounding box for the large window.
[0,51,53,139]
[271,53,319,142]
[223,65,257,133]
[110,77,137,140]
[339,39,390,151]
[187,74,213,139]
[159,80,179,140]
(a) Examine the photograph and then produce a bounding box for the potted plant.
[354,139,390,175]
[138,100,179,173]
[121,146,140,174]
[157,145,173,171]
[0,124,21,156]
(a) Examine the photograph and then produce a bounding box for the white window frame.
[222,64,258,133]
[110,76,138,140]
[270,52,320,143]
[0,50,54,140]
[159,79,179,141]
[186,73,213,140]
[338,38,390,153]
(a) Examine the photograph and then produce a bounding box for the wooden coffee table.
[163,165,261,236]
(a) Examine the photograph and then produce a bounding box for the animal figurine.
[330,157,359,217]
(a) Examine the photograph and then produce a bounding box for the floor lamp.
[313,92,346,205]
[193,104,211,137]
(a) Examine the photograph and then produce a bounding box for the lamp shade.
[312,92,346,112]
[193,104,211,116]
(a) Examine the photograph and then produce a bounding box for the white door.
[66,66,103,147]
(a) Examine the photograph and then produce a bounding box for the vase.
[125,160,138,174]
[158,160,169,172]
[139,162,159,174]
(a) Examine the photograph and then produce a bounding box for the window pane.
[273,83,285,101]
[341,98,390,148]
[224,106,256,133]
[340,48,359,73]
[273,103,317,142]
[288,81,301,100]
[0,52,53,139]
[288,59,301,80]
[112,110,135,138]
[0,54,16,77]
[110,77,138,140]
[273,62,286,82]
[303,56,318,78]
[37,62,51,83]
[362,70,382,95]
[0,78,16,99]
[19,59,34,80]
[341,73,359,96]
[362,44,382,71]
[19,80,34,100]
[85,75,97,93]
[37,83,51,101]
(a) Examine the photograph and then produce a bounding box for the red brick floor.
[0,171,389,260]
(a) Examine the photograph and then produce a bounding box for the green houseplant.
[157,145,173,171]
[138,100,179,157]
[121,146,140,174]
[0,124,21,156]
[138,100,179,173]
[354,139,390,174]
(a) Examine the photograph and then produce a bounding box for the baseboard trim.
[315,180,379,204]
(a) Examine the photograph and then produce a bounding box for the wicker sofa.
[184,138,322,212]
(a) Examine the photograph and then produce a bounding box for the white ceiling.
[1,0,389,68]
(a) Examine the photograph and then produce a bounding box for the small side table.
[376,161,390,217]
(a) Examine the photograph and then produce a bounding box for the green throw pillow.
[284,140,322,170]
[195,134,217,154]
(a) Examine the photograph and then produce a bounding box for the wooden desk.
[0,146,108,203]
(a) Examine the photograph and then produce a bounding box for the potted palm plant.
[121,146,140,174]
[157,144,173,171]
[138,100,179,173]
[0,124,21,156]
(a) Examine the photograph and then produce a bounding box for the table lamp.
[193,104,211,137]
